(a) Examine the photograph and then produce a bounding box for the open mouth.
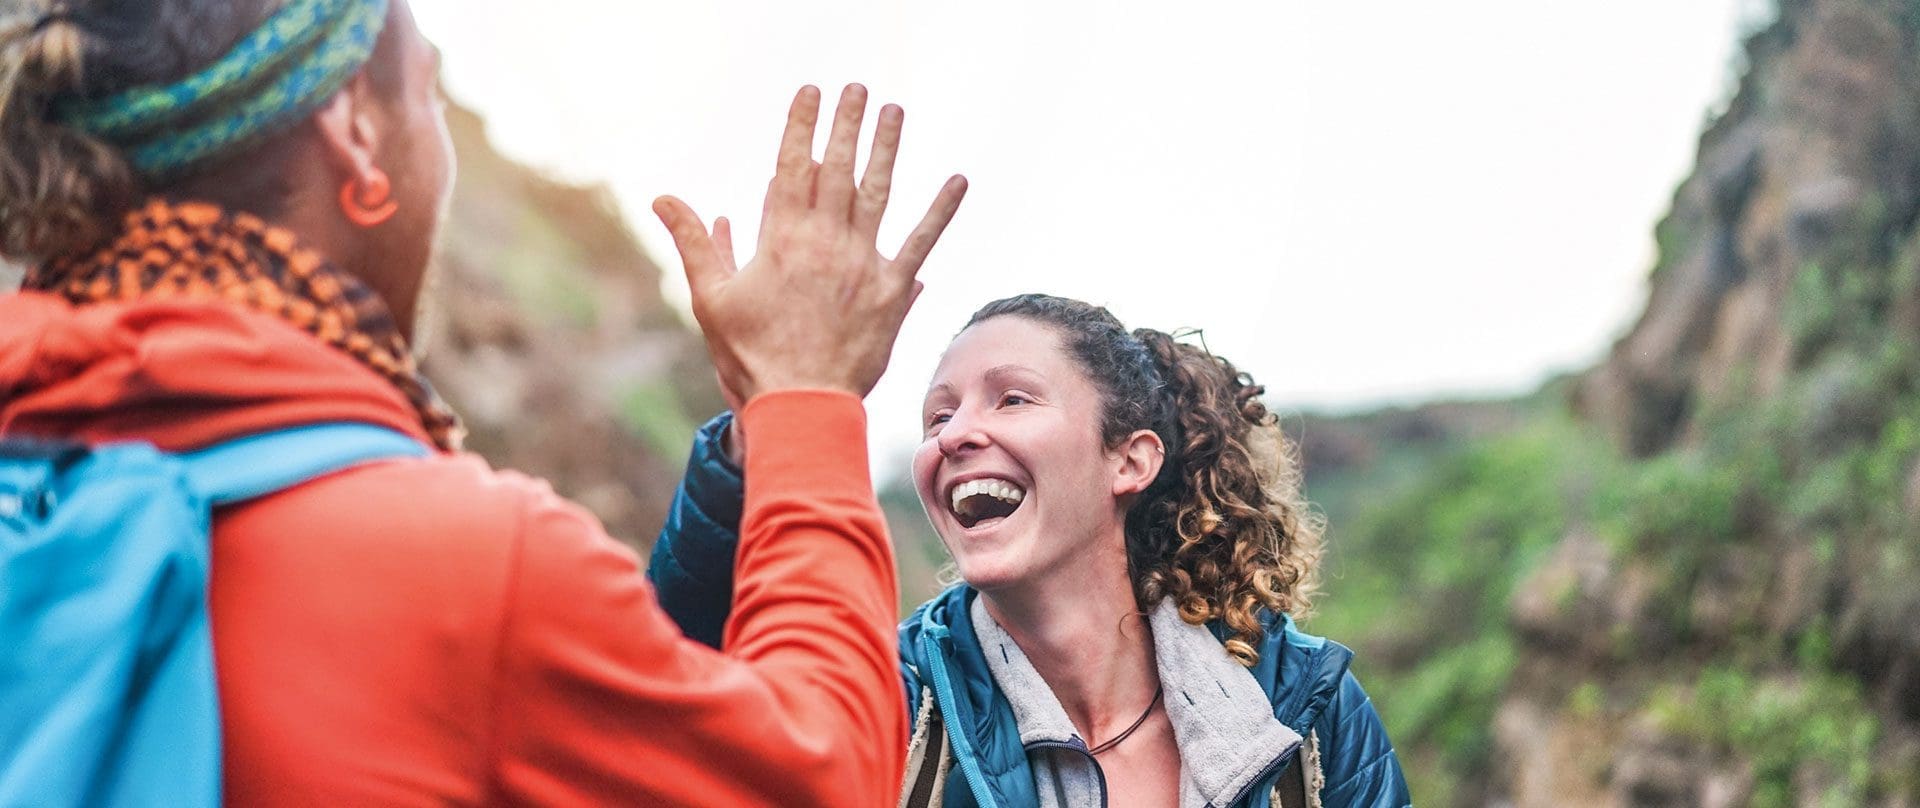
[948,478,1026,529]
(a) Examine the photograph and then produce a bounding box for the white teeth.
[949,478,1027,513]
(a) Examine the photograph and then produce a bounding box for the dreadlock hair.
[0,0,406,262]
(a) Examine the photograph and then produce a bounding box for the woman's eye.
[925,412,952,429]
[1000,394,1030,407]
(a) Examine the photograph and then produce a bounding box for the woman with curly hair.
[648,293,1412,807]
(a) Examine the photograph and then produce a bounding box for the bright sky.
[409,0,1760,469]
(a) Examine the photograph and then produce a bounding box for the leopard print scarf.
[22,198,463,450]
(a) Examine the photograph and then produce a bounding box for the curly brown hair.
[965,294,1324,666]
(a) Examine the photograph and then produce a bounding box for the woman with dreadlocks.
[0,0,967,802]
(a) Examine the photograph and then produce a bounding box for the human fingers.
[652,196,726,300]
[713,216,738,274]
[853,103,903,238]
[816,83,869,218]
[768,86,823,219]
[759,162,820,244]
[890,175,969,284]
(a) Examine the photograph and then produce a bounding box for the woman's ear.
[1111,429,1166,497]
[311,74,382,181]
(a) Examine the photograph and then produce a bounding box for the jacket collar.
[972,597,1301,807]
[907,585,1350,808]
[907,586,1031,808]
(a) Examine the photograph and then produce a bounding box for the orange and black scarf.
[22,198,464,450]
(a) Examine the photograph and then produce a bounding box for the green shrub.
[617,381,699,462]
[1788,261,1840,357]
[1377,635,1517,768]
[1649,666,1880,808]
[1304,415,1603,803]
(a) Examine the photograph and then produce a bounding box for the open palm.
[654,84,968,403]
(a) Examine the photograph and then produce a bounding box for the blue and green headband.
[56,0,391,179]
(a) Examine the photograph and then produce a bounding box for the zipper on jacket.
[1024,739,1109,808]
[1224,739,1301,807]
[923,627,1001,808]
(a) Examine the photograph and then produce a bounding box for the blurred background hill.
[1264,0,1920,803]
[417,103,727,545]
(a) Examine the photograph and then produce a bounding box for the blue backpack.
[0,424,427,807]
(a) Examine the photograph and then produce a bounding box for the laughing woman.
[646,293,1411,807]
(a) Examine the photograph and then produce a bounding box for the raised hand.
[654,84,968,402]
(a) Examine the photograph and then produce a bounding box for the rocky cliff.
[1546,0,1920,800]
[1302,0,1920,804]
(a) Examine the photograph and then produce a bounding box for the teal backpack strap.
[0,423,423,808]
[179,422,428,505]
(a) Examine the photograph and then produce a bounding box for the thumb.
[653,196,725,298]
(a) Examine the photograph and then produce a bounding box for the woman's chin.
[948,548,1032,593]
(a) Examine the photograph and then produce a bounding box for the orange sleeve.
[491,389,903,806]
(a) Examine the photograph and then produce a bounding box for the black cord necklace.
[1087,689,1163,756]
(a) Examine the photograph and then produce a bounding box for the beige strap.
[900,687,950,808]
[1303,729,1325,807]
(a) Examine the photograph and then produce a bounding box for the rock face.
[1299,2,1920,804]
[1578,0,1920,457]
[1527,0,1920,803]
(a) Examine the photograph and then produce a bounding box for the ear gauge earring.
[339,167,398,227]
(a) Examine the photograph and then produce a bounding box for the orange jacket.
[0,292,905,806]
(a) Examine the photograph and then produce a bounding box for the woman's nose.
[936,409,990,458]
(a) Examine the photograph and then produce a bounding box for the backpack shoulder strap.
[179,423,429,506]
[1271,729,1323,808]
[900,684,950,808]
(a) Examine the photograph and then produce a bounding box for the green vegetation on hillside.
[1295,159,1920,808]
[1301,407,1607,800]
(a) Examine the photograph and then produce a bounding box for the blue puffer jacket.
[650,414,1414,807]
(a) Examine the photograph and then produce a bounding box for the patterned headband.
[56,0,391,179]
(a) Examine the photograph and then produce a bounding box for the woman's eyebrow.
[984,364,1043,382]
[925,365,1043,402]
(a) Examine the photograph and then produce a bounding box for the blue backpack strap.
[179,422,429,506]
[0,423,425,808]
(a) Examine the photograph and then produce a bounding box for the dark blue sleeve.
[646,412,745,649]
[1316,672,1412,807]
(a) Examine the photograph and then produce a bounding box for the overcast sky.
[409,0,1759,468]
